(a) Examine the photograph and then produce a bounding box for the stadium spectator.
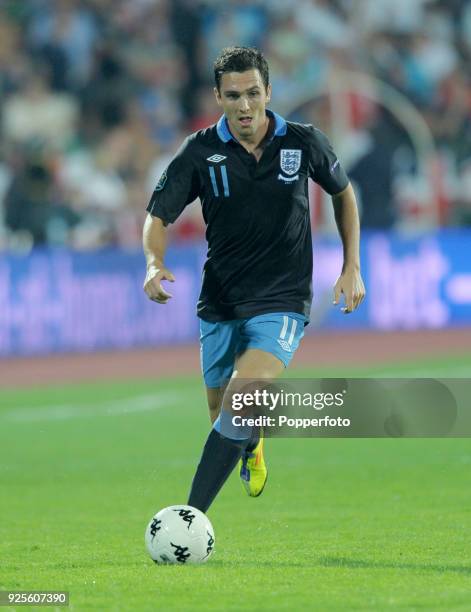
[2,67,78,149]
[27,0,99,88]
[4,147,81,247]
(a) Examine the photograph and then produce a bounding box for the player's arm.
[143,214,175,304]
[142,136,201,304]
[307,126,365,314]
[331,183,365,313]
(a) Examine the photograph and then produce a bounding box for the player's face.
[214,69,271,143]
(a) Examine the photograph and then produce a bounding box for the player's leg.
[231,349,284,497]
[187,347,283,512]
[200,319,237,423]
[235,313,306,496]
[188,313,305,512]
[187,319,241,512]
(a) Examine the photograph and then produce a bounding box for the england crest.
[280,149,302,176]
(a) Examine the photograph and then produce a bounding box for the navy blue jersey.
[147,110,349,322]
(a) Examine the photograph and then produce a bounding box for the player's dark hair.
[214,47,269,92]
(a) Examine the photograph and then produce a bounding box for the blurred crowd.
[0,0,470,251]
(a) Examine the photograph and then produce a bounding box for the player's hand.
[143,265,175,304]
[333,265,365,314]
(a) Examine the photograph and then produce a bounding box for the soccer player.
[143,47,365,512]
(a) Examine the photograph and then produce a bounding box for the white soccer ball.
[145,505,215,565]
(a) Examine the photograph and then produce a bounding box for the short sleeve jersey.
[147,110,349,323]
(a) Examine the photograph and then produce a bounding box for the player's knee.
[206,387,225,417]
[235,349,285,379]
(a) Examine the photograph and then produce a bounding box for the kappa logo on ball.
[207,154,227,163]
[145,504,216,566]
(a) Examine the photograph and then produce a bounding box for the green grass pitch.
[1,353,471,611]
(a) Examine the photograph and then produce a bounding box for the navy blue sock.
[187,429,246,513]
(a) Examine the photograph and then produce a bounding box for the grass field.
[1,353,471,611]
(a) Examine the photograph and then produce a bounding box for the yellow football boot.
[239,437,267,497]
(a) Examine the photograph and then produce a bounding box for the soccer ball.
[145,505,215,565]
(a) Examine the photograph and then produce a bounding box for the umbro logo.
[207,154,227,163]
[277,339,293,353]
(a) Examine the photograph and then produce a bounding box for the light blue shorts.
[199,312,306,388]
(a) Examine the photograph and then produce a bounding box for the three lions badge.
[278,149,301,183]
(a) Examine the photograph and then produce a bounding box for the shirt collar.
[216,109,287,143]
